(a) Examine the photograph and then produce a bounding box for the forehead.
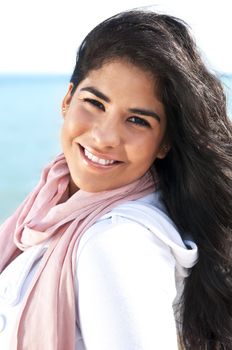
[78,59,160,101]
[76,59,165,121]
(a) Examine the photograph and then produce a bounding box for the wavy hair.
[70,10,232,349]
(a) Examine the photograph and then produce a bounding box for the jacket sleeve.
[75,218,179,350]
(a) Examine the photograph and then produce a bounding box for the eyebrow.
[128,108,160,122]
[80,86,110,103]
[80,86,161,122]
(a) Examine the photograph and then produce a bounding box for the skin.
[61,59,169,194]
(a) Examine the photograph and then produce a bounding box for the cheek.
[62,108,91,139]
[127,134,162,166]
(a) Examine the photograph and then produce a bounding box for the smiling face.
[61,59,169,194]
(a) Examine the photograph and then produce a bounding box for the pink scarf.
[0,154,156,349]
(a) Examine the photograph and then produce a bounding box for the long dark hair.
[70,10,232,349]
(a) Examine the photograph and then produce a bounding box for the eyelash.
[128,116,151,128]
[83,98,105,111]
[83,98,151,128]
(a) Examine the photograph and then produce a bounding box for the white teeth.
[84,148,116,165]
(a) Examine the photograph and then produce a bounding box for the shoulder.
[77,215,176,272]
[75,207,178,313]
[76,191,170,262]
[76,191,198,275]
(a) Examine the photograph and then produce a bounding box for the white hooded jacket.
[0,192,198,349]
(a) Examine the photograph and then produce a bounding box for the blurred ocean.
[0,74,231,223]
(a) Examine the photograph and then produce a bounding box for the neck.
[68,178,79,197]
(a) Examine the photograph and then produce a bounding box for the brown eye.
[83,98,105,111]
[128,116,151,128]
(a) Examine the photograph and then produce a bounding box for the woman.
[0,9,231,350]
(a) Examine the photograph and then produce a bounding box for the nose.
[91,116,121,149]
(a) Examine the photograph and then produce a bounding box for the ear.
[156,144,171,159]
[61,83,75,118]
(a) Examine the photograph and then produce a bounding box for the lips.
[84,148,116,165]
[78,144,122,167]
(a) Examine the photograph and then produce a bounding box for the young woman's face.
[61,60,168,194]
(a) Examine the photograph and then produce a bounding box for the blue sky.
[0,0,231,74]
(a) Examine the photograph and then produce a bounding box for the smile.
[84,148,116,165]
[78,144,122,169]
